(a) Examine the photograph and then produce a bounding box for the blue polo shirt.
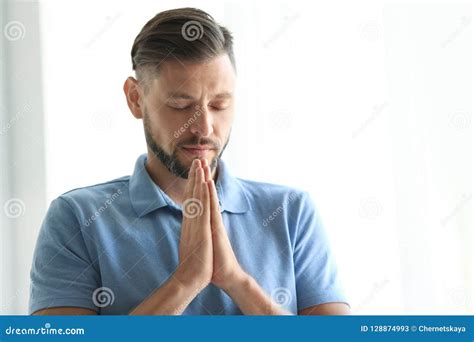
[29,153,348,315]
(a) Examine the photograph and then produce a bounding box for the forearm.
[223,273,292,315]
[129,272,205,315]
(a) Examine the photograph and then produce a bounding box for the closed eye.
[209,102,230,111]
[210,106,228,111]
[169,105,192,111]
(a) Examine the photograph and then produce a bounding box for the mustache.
[178,137,220,149]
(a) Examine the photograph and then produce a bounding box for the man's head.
[124,8,236,179]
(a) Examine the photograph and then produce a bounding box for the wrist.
[173,265,210,293]
[221,269,252,295]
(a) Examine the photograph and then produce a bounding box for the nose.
[190,104,213,137]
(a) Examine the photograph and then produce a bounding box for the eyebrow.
[167,92,233,100]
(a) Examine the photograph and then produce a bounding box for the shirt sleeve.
[29,197,100,314]
[293,191,350,311]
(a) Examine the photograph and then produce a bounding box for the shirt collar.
[130,154,250,217]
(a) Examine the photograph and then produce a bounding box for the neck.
[144,151,218,205]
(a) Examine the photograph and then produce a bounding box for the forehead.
[149,54,236,98]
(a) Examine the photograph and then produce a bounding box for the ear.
[123,76,144,119]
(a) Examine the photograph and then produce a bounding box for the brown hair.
[131,7,235,88]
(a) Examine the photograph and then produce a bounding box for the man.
[29,7,350,315]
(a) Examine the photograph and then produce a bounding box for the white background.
[1,0,472,314]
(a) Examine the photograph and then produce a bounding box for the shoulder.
[58,176,130,206]
[237,177,303,196]
[47,176,130,226]
[236,177,312,213]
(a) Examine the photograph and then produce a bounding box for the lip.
[181,146,215,156]
[181,145,214,150]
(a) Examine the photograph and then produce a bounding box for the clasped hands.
[174,158,247,293]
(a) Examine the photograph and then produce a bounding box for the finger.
[208,180,224,229]
[182,169,201,245]
[202,159,211,182]
[189,173,201,223]
[200,181,210,224]
[194,173,201,198]
[196,179,211,243]
[185,159,198,199]
[193,165,204,198]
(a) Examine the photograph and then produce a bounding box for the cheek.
[213,117,233,145]
[154,111,183,136]
[219,111,234,132]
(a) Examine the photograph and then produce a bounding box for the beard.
[143,111,229,179]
